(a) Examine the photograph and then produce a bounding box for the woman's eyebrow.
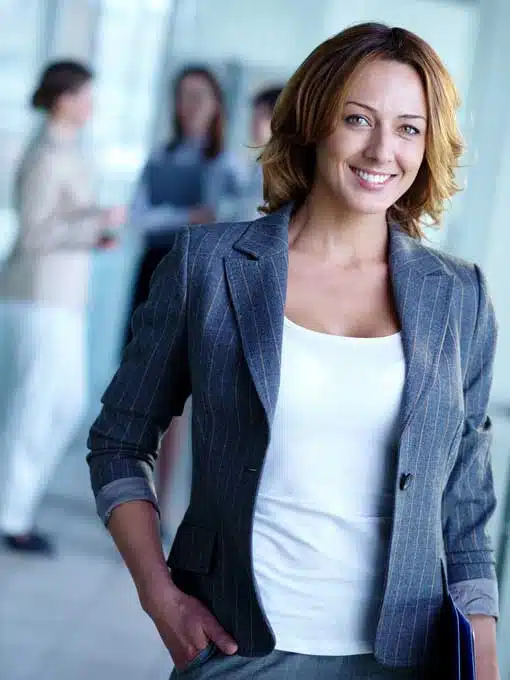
[345,100,426,121]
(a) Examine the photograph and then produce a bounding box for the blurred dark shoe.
[2,532,55,555]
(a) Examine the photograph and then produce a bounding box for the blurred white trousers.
[0,302,86,534]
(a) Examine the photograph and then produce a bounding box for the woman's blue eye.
[345,114,370,126]
[344,116,421,136]
[402,125,420,136]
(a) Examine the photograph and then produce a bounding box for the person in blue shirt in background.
[237,85,284,221]
[125,65,246,526]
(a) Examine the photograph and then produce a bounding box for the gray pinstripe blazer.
[87,204,498,669]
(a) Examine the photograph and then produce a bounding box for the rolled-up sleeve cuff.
[95,477,160,526]
[449,578,499,619]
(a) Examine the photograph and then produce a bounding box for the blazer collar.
[233,202,450,279]
[227,202,454,440]
[232,204,292,259]
[389,224,449,278]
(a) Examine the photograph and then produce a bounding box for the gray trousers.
[170,645,421,679]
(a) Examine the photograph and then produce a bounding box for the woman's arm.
[16,151,110,250]
[87,227,191,521]
[107,500,171,603]
[470,615,500,680]
[106,501,237,671]
[442,265,499,678]
[129,167,192,233]
[86,228,237,667]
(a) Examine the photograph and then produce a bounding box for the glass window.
[0,0,49,258]
[90,0,175,205]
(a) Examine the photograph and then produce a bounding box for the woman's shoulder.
[161,217,260,261]
[419,239,482,287]
[416,239,492,319]
[188,218,254,249]
[393,224,481,289]
[16,132,64,184]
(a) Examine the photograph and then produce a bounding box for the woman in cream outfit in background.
[0,61,125,555]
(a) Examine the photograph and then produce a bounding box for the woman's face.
[314,58,427,217]
[54,81,93,127]
[176,73,219,138]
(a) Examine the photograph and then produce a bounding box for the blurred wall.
[0,0,51,258]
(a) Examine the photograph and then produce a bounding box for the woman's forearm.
[107,500,174,608]
[129,179,191,232]
[469,615,500,680]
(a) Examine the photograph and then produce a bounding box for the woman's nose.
[363,128,395,165]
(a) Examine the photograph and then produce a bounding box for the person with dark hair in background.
[237,85,284,220]
[252,87,283,147]
[0,61,125,554]
[87,23,499,680]
[124,66,245,529]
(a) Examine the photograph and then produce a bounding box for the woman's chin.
[337,193,393,217]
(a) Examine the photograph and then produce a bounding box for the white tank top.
[251,317,405,656]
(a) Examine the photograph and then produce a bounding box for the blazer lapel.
[225,205,291,424]
[389,226,455,435]
[225,212,454,436]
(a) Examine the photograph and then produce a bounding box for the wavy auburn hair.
[260,22,464,238]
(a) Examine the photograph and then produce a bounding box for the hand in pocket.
[145,580,238,671]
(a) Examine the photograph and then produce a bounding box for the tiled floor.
[0,437,191,680]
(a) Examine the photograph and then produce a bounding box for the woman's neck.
[289,185,389,267]
[47,116,80,142]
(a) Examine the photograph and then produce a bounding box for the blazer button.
[399,473,414,491]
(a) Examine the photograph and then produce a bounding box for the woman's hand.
[103,502,233,671]
[142,579,238,671]
[96,235,117,250]
[104,205,127,228]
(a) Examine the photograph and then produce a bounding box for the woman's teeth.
[353,168,392,184]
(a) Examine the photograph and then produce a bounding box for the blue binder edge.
[441,560,476,680]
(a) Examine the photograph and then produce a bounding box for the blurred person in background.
[87,23,500,680]
[0,61,125,555]
[124,65,246,530]
[237,85,284,220]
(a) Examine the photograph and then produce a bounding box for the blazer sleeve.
[86,227,191,525]
[17,150,107,251]
[442,265,499,614]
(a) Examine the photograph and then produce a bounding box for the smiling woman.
[87,21,499,680]
[261,23,463,239]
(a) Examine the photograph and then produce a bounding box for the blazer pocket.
[167,522,217,574]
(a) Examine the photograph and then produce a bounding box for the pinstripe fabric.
[87,204,498,669]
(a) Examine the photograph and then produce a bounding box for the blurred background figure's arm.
[16,149,119,251]
[128,161,196,234]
